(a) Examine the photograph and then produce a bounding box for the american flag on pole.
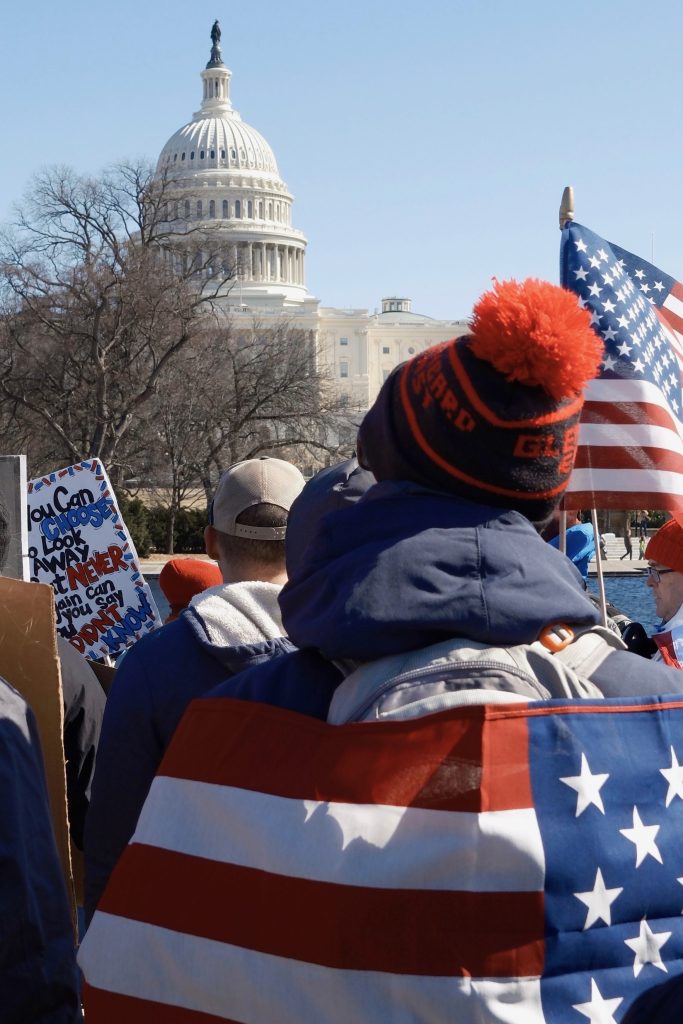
[79,695,683,1023]
[561,221,683,510]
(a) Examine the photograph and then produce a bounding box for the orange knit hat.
[159,558,223,622]
[645,518,683,574]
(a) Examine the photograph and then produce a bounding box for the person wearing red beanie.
[645,518,683,668]
[159,558,223,623]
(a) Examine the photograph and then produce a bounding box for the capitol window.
[223,200,229,218]
[210,149,215,159]
[382,347,390,354]
[200,150,205,159]
[196,200,202,218]
[181,153,186,160]
[174,154,178,162]
[221,149,226,159]
[339,337,348,346]
[340,361,349,378]
[258,201,264,218]
[184,200,190,218]
[190,152,195,160]
[408,347,415,354]
[209,200,215,218]
[247,200,253,218]
[235,200,241,218]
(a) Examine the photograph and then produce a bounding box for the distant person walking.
[639,511,650,540]
[639,535,646,559]
[620,520,633,560]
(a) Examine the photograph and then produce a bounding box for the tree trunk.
[166,508,176,555]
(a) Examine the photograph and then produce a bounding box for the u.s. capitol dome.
[156,22,310,308]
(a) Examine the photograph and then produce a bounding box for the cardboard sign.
[27,460,160,659]
[0,576,76,929]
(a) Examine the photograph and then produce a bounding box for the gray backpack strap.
[328,640,532,725]
[328,627,618,725]
[550,624,626,677]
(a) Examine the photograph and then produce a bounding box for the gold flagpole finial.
[559,186,574,229]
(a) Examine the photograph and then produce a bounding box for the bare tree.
[0,162,357,547]
[0,161,235,480]
[137,317,357,551]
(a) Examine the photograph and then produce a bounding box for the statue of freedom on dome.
[207,20,223,67]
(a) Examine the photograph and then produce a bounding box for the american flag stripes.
[79,695,683,1022]
[560,221,683,510]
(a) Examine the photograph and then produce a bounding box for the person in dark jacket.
[83,457,304,922]
[0,677,81,1022]
[79,278,683,1020]
[211,279,683,716]
[0,500,104,852]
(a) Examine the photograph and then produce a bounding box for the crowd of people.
[4,277,683,1021]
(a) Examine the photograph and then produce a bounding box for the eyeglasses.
[647,566,676,584]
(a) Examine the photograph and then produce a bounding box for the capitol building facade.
[156,25,468,413]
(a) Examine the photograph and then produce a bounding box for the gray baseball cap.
[209,458,305,540]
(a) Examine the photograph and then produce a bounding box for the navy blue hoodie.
[211,482,683,712]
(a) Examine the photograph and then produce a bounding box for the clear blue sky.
[2,0,681,320]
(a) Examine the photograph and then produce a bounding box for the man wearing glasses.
[645,517,683,668]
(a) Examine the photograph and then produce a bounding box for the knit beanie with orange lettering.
[357,278,603,524]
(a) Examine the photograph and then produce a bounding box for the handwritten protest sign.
[27,460,160,659]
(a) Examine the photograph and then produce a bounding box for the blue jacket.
[0,679,80,1022]
[84,581,293,922]
[548,521,596,579]
[209,483,683,712]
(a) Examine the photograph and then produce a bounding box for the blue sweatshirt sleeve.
[83,638,162,925]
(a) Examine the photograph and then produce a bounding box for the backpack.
[328,624,626,724]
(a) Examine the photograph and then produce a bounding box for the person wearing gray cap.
[83,457,304,924]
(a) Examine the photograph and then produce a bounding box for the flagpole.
[559,185,574,229]
[559,185,608,627]
[590,509,608,627]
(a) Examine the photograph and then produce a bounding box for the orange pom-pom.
[469,278,603,400]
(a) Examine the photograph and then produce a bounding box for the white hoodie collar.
[188,581,284,648]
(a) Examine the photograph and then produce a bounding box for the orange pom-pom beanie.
[645,518,683,574]
[357,278,603,523]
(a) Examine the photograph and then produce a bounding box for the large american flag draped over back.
[561,221,683,510]
[79,696,683,1023]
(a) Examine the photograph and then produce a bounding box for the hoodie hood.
[279,481,600,661]
[183,580,285,670]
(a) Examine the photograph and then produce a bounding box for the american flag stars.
[557,738,683,1003]
[567,233,681,419]
[560,222,683,509]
